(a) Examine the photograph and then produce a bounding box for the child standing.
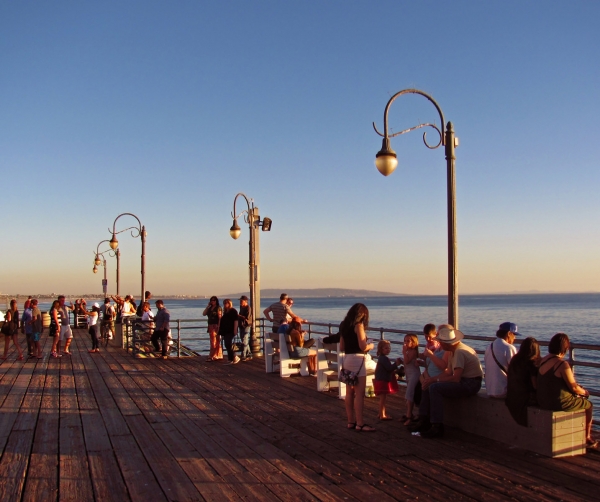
[403,334,421,425]
[374,340,401,420]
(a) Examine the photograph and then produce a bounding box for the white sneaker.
[232,356,241,365]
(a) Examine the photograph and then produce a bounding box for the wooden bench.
[316,337,375,399]
[443,390,586,457]
[278,332,309,377]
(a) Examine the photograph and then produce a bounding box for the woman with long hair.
[203,296,223,361]
[286,318,317,374]
[505,337,541,426]
[49,300,62,358]
[2,299,23,360]
[537,333,596,448]
[339,303,375,432]
[218,299,239,364]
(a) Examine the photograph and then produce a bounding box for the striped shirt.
[268,302,291,331]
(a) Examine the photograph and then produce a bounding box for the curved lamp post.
[373,88,459,328]
[230,193,272,346]
[93,239,120,296]
[108,213,146,302]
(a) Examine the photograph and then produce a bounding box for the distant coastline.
[1,289,599,303]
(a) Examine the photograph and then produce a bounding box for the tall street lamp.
[108,213,147,302]
[93,239,120,296]
[229,193,272,349]
[373,88,460,328]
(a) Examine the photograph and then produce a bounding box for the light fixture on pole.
[94,239,119,296]
[373,88,459,328]
[230,193,272,353]
[109,213,146,303]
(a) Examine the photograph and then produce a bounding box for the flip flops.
[355,424,376,432]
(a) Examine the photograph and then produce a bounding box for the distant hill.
[221,288,405,299]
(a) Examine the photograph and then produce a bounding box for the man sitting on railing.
[409,327,483,438]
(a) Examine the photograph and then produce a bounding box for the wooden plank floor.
[0,329,599,501]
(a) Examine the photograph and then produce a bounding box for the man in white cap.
[410,326,483,438]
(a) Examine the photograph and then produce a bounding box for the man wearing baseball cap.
[410,325,483,438]
[484,322,519,399]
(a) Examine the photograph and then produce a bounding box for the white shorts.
[60,325,73,340]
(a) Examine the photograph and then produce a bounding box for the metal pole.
[116,248,121,296]
[141,225,146,305]
[253,207,261,353]
[103,258,107,297]
[445,121,458,329]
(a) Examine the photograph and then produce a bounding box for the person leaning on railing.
[536,333,596,449]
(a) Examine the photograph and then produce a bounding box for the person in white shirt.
[484,322,519,398]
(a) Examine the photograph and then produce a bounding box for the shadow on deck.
[0,329,599,501]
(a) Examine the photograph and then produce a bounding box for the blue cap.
[499,322,521,337]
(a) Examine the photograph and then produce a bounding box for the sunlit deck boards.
[0,330,599,501]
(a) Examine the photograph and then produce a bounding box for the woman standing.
[218,299,239,365]
[537,333,596,448]
[49,300,62,358]
[203,296,223,361]
[339,303,375,432]
[2,299,23,360]
[81,301,101,353]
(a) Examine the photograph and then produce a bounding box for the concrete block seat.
[264,334,280,373]
[279,332,309,377]
[443,389,586,458]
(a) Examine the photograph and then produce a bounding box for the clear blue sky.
[1,1,599,297]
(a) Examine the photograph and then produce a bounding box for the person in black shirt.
[238,296,253,361]
[219,299,239,364]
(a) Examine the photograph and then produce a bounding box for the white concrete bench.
[316,337,375,399]
[279,332,309,377]
[264,333,280,373]
[443,389,586,457]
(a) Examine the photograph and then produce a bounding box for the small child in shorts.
[374,340,402,420]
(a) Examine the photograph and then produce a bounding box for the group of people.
[338,303,596,448]
[203,295,253,364]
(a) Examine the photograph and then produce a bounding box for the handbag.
[1,321,14,336]
[339,356,365,387]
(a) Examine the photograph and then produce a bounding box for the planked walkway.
[0,330,599,501]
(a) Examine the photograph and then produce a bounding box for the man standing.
[263,293,303,333]
[100,297,115,340]
[21,300,34,357]
[238,296,253,361]
[411,327,484,438]
[484,322,518,398]
[57,295,74,355]
[151,300,170,360]
[30,299,43,358]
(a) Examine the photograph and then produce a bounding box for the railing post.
[380,328,384,340]
[308,322,312,340]
[328,323,332,335]
[177,319,181,357]
[569,346,575,375]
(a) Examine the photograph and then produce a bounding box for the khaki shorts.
[60,325,73,340]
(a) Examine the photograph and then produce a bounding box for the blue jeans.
[239,326,251,358]
[419,377,482,424]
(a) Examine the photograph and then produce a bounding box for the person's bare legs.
[585,407,594,442]
[354,376,367,428]
[378,394,387,418]
[404,399,415,425]
[2,336,9,358]
[64,338,72,354]
[52,335,60,355]
[35,341,42,358]
[12,334,23,359]
[345,385,356,427]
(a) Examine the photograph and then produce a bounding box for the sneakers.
[421,423,444,438]
[407,417,430,433]
[51,351,62,358]
[161,355,168,360]
[232,356,241,364]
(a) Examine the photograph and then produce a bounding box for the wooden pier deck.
[1,329,599,501]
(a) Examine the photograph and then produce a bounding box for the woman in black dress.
[218,299,239,365]
[2,299,23,360]
[505,337,540,426]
